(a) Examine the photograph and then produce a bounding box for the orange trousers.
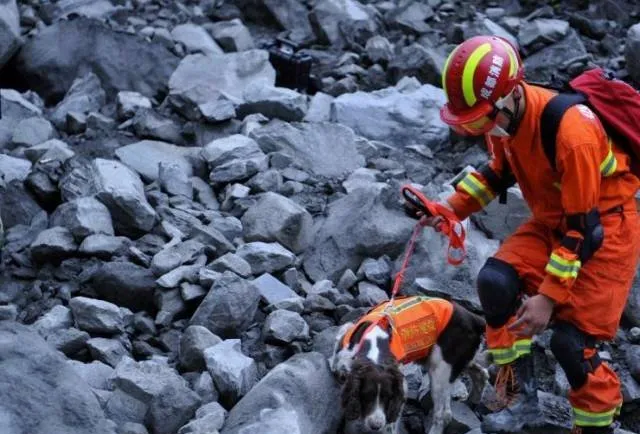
[485,202,640,426]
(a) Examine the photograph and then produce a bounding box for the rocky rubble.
[0,1,639,434]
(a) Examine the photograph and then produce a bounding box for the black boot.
[481,354,543,432]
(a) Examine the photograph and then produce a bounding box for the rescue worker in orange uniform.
[430,35,640,433]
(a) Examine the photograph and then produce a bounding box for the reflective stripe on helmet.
[497,38,518,79]
[462,43,493,107]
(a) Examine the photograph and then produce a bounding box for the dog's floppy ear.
[342,361,366,420]
[384,364,406,421]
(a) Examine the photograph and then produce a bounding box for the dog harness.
[341,296,454,364]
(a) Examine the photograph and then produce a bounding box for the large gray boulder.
[220,352,342,434]
[330,77,449,150]
[261,0,314,44]
[168,50,275,111]
[115,140,198,182]
[50,197,114,242]
[524,30,588,84]
[171,23,223,56]
[309,0,380,49]
[626,23,640,84]
[201,134,269,185]
[93,158,157,237]
[14,17,179,103]
[0,0,20,70]
[250,121,365,178]
[303,184,414,283]
[0,89,43,148]
[241,192,314,253]
[204,339,258,408]
[90,261,157,312]
[190,271,261,339]
[0,321,117,434]
[50,72,107,129]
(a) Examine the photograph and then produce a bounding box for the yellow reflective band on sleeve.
[545,252,581,280]
[462,43,492,107]
[573,407,617,427]
[600,149,617,177]
[488,339,532,365]
[458,173,495,207]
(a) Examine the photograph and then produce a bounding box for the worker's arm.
[538,110,612,304]
[446,135,515,221]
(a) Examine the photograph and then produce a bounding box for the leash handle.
[401,185,467,266]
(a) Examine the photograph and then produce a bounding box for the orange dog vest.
[341,296,454,364]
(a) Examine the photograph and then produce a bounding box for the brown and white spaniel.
[329,295,488,434]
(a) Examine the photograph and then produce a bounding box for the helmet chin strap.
[492,86,523,136]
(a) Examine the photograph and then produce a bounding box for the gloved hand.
[403,200,448,231]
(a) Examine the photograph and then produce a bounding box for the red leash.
[351,185,467,356]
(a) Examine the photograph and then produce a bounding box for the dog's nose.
[368,420,384,431]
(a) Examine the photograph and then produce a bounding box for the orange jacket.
[446,83,640,304]
[341,296,454,364]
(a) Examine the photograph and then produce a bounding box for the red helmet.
[440,35,524,136]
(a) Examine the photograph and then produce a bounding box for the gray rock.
[309,0,379,49]
[51,197,114,242]
[208,253,252,278]
[518,18,570,53]
[190,271,260,338]
[115,140,196,182]
[191,177,220,210]
[47,328,90,356]
[158,162,193,198]
[132,110,183,144]
[90,261,157,312]
[104,388,148,426]
[190,223,235,256]
[387,1,434,34]
[79,234,128,258]
[87,337,129,367]
[252,273,300,305]
[481,391,572,432]
[0,89,42,148]
[24,139,73,164]
[0,304,17,321]
[15,17,179,103]
[303,185,414,282]
[70,296,124,334]
[263,309,310,344]
[32,305,74,337]
[0,154,32,184]
[111,357,201,434]
[0,180,43,230]
[204,339,258,407]
[68,360,114,390]
[425,400,480,433]
[472,186,531,242]
[202,134,269,185]
[208,19,255,52]
[461,16,519,50]
[155,288,186,326]
[40,0,116,23]
[30,226,78,263]
[11,117,55,147]
[0,321,117,434]
[236,241,296,275]
[50,72,106,129]
[192,371,219,404]
[238,84,308,122]
[330,78,448,150]
[0,0,20,70]
[365,35,394,63]
[303,92,334,123]
[151,240,205,276]
[181,283,207,302]
[251,121,365,178]
[116,91,152,120]
[261,0,314,44]
[93,158,157,237]
[357,281,389,307]
[220,352,341,434]
[627,23,640,84]
[388,43,445,87]
[156,263,204,290]
[171,23,224,56]
[524,30,588,84]
[626,345,640,383]
[242,192,314,253]
[119,423,149,434]
[180,325,223,372]
[168,50,275,108]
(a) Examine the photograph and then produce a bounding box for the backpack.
[539,67,640,177]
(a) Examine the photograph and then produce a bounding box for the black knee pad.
[476,257,522,328]
[550,322,601,390]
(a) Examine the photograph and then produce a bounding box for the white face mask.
[488,124,510,137]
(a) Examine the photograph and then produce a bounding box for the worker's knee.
[550,322,601,390]
[476,257,522,328]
